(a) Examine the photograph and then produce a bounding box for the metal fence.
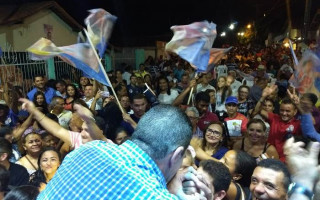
[0,52,47,95]
[0,47,145,96]
[0,52,82,95]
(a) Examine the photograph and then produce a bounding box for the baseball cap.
[225,96,238,104]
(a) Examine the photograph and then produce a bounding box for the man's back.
[37,140,177,200]
[9,162,29,187]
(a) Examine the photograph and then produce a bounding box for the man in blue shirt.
[27,74,56,104]
[37,105,211,199]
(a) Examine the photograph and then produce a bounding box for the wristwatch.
[288,182,314,200]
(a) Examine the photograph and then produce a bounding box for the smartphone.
[100,91,110,98]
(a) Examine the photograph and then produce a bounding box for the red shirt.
[197,111,219,131]
[267,112,302,162]
[224,113,248,137]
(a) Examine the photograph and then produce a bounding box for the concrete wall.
[0,10,78,51]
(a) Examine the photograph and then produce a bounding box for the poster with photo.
[44,24,53,41]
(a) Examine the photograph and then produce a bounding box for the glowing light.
[297,37,302,40]
[241,32,244,36]
[263,13,266,17]
[284,42,289,48]
[247,24,251,29]
[229,24,235,30]
[220,32,226,37]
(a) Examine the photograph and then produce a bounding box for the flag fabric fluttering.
[289,51,320,95]
[85,9,117,58]
[27,38,109,86]
[27,9,117,86]
[209,47,233,65]
[165,21,217,72]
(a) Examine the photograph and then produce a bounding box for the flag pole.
[187,87,194,105]
[288,39,298,66]
[187,72,198,105]
[83,29,124,113]
[144,83,156,96]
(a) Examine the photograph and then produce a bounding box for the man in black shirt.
[0,138,29,187]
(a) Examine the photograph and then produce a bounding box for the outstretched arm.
[294,95,320,142]
[12,114,33,141]
[73,104,109,142]
[190,138,219,162]
[251,85,278,119]
[172,79,196,107]
[19,98,71,144]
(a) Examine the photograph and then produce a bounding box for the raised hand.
[188,79,197,89]
[299,97,313,114]
[284,137,320,190]
[19,98,37,113]
[73,103,94,122]
[261,84,277,98]
[287,87,300,105]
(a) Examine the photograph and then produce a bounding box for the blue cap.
[225,96,238,104]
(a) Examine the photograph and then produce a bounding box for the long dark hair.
[66,84,81,99]
[29,147,61,188]
[156,76,171,96]
[202,121,227,150]
[101,102,123,139]
[234,150,257,187]
[217,76,232,103]
[33,91,49,114]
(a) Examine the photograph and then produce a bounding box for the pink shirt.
[69,131,83,149]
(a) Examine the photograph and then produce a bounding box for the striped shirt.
[37,140,178,200]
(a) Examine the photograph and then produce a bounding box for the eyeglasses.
[206,128,221,137]
[239,91,249,94]
[188,116,198,121]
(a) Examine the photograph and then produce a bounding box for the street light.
[229,24,235,30]
[220,32,226,37]
[246,24,251,29]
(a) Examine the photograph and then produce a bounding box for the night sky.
[2,0,320,46]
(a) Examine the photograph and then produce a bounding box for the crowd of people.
[0,42,319,200]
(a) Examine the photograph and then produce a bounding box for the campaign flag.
[209,47,233,65]
[85,9,117,58]
[165,21,217,72]
[27,38,110,86]
[289,51,320,95]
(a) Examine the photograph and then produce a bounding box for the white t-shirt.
[216,65,228,78]
[57,110,72,129]
[230,80,242,96]
[225,119,242,137]
[215,92,226,112]
[122,72,132,85]
[83,97,102,110]
[157,89,179,104]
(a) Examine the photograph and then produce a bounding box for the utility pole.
[303,0,312,41]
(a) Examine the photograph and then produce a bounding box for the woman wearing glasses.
[192,121,228,166]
